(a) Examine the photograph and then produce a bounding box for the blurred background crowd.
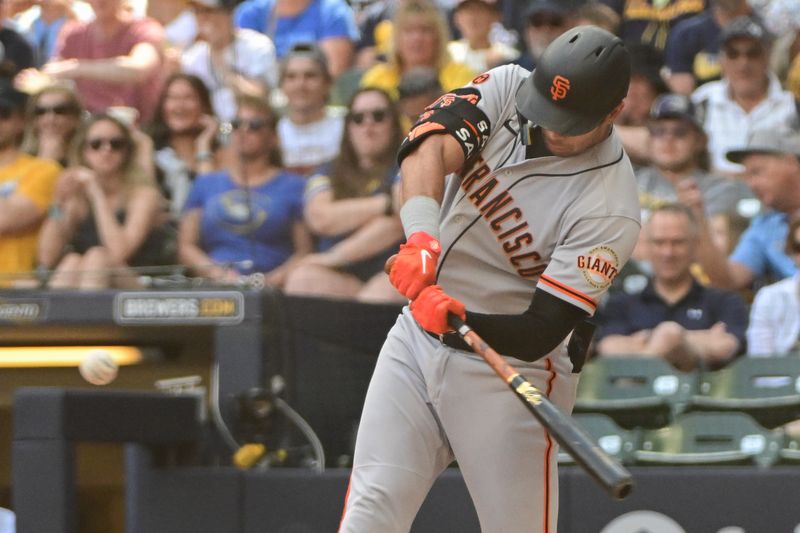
[2,0,800,370]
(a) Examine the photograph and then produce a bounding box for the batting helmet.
[515,26,631,136]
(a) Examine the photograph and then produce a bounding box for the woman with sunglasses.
[359,0,475,99]
[21,84,84,166]
[37,113,167,288]
[284,87,406,302]
[179,94,312,287]
[148,73,228,219]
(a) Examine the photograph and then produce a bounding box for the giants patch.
[577,246,620,289]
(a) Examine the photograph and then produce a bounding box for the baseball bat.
[447,314,633,499]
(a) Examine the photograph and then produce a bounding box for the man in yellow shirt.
[0,82,61,282]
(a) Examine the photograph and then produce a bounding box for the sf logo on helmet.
[550,75,570,101]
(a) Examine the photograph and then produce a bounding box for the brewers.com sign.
[114,291,245,325]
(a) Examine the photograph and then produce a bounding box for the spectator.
[746,216,800,356]
[17,0,165,122]
[181,0,278,122]
[276,43,344,176]
[691,16,798,176]
[447,0,519,74]
[599,0,705,51]
[37,113,165,289]
[0,82,60,282]
[664,0,751,95]
[284,87,405,302]
[514,0,572,71]
[353,0,394,69]
[573,1,621,35]
[21,83,84,166]
[233,0,359,78]
[638,93,751,221]
[20,0,95,67]
[397,66,442,127]
[678,129,800,290]
[148,73,224,218]
[597,203,748,371]
[359,0,475,98]
[178,94,311,287]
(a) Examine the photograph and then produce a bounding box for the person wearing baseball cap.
[181,0,277,122]
[691,15,797,176]
[516,0,573,71]
[678,128,800,290]
[637,93,751,220]
[342,25,641,532]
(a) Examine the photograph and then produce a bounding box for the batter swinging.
[339,26,641,533]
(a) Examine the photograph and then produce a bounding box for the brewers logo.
[577,245,620,289]
[550,75,570,101]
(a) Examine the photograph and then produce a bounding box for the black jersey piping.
[436,149,626,280]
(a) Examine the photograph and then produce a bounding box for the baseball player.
[339,26,640,533]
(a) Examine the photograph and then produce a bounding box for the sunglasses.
[723,46,763,61]
[86,137,128,151]
[349,109,389,125]
[649,124,693,139]
[34,103,78,116]
[231,118,268,132]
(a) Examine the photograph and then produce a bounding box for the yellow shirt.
[360,60,477,100]
[0,154,61,276]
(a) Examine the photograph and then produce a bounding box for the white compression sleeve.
[399,196,441,239]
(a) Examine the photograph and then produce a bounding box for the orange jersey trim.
[542,358,557,533]
[338,474,352,532]
[539,275,597,311]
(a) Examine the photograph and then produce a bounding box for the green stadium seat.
[634,411,779,467]
[557,413,640,465]
[574,357,698,429]
[690,356,800,428]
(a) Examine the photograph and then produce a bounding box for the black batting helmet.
[515,25,631,136]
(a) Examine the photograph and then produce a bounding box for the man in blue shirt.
[597,203,748,370]
[233,0,359,77]
[678,129,800,289]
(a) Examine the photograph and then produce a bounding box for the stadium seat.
[634,411,779,467]
[775,430,800,464]
[574,357,698,429]
[690,356,800,428]
[557,413,640,465]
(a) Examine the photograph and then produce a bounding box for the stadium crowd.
[1,0,800,366]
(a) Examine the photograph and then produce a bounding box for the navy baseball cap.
[526,0,569,19]
[649,94,703,130]
[726,129,800,163]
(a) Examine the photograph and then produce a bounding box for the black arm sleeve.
[464,288,589,363]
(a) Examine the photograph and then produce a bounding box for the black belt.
[425,329,471,352]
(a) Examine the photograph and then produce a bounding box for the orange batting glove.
[410,285,466,334]
[388,231,441,300]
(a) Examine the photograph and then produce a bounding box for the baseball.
[78,349,118,385]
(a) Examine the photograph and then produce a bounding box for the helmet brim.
[515,73,608,136]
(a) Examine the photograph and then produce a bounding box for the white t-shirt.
[277,110,345,175]
[165,9,197,49]
[181,28,278,121]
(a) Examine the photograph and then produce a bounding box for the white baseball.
[78,349,118,385]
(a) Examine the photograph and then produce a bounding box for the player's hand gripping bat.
[448,314,633,499]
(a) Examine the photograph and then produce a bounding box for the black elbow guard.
[397,87,491,169]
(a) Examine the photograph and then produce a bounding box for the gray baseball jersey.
[339,65,641,533]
